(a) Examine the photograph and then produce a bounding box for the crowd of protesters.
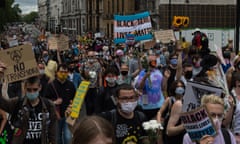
[0,24,240,144]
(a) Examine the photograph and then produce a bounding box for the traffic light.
[172,16,190,28]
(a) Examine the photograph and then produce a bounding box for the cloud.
[14,0,38,14]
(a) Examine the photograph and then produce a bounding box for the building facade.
[61,0,86,35]
[158,0,236,29]
[48,0,62,33]
[38,0,48,29]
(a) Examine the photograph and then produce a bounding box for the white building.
[48,0,63,33]
[38,0,48,29]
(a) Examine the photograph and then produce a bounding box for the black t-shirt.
[23,101,43,144]
[100,110,147,144]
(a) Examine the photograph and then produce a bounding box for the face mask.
[175,87,185,95]
[39,69,45,75]
[170,58,178,65]
[88,58,95,63]
[121,71,128,76]
[57,72,68,81]
[184,71,193,79]
[26,91,39,101]
[213,118,222,130]
[105,77,116,84]
[43,56,49,62]
[120,101,138,113]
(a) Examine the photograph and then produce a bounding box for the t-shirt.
[23,101,49,144]
[136,69,165,110]
[100,110,147,144]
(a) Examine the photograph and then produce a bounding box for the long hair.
[72,115,115,144]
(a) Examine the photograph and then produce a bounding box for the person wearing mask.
[82,50,103,115]
[68,61,82,89]
[166,52,178,96]
[44,63,76,144]
[135,54,168,120]
[0,62,57,144]
[99,84,149,144]
[183,94,236,144]
[166,80,186,144]
[95,67,118,113]
[117,64,140,85]
[157,80,186,144]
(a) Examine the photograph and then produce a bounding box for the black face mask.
[185,71,193,79]
[121,71,128,76]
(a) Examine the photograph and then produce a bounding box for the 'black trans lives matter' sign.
[0,44,39,83]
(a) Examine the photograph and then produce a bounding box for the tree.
[22,11,38,24]
[0,0,22,32]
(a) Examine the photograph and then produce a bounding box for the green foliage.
[22,11,38,24]
[0,0,22,32]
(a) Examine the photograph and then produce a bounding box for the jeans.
[57,117,72,144]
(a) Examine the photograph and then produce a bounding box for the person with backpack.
[0,62,57,144]
[99,84,149,144]
[183,94,236,144]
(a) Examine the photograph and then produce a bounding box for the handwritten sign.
[144,40,155,49]
[66,81,90,126]
[58,34,69,51]
[180,106,217,142]
[182,81,223,112]
[154,29,176,44]
[0,44,39,83]
[48,34,69,51]
[48,37,58,50]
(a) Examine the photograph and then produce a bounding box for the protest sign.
[114,11,153,44]
[0,44,39,83]
[66,81,90,126]
[154,29,176,44]
[48,36,58,50]
[48,34,69,51]
[180,106,217,142]
[58,34,69,51]
[144,40,155,49]
[182,81,223,112]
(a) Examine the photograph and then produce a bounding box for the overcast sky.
[14,0,38,14]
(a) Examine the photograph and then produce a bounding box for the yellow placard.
[70,81,90,118]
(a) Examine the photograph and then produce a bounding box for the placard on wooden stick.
[0,44,39,83]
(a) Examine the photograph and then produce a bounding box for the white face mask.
[213,118,222,130]
[120,101,138,113]
[39,69,45,75]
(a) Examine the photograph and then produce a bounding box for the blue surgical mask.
[170,58,178,65]
[26,91,39,100]
[175,87,185,95]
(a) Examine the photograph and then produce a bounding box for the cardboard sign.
[182,81,223,112]
[66,81,90,126]
[48,35,69,51]
[0,44,39,83]
[154,29,176,44]
[180,106,217,142]
[58,34,69,51]
[48,37,58,50]
[144,40,155,49]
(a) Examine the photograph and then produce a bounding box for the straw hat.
[44,60,58,81]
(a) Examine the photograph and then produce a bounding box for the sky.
[14,0,38,14]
